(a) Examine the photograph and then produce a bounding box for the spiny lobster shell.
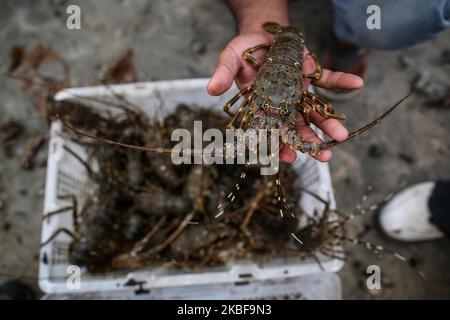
[249,25,306,130]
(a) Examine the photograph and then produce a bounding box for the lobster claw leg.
[243,44,271,68]
[290,92,412,156]
[302,91,346,121]
[303,52,322,80]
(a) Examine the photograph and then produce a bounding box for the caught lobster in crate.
[39,79,342,294]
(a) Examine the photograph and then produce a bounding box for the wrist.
[238,16,289,35]
[229,0,289,34]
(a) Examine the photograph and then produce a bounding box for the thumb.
[207,46,241,96]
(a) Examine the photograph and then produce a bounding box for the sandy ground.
[0,0,449,299]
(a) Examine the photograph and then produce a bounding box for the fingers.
[302,49,364,90]
[282,48,357,163]
[207,46,241,96]
[280,145,297,163]
[309,111,349,141]
[314,69,364,90]
[302,49,317,75]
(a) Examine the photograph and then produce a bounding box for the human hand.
[207,34,364,163]
[208,31,273,95]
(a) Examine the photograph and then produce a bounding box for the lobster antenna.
[354,185,372,212]
[215,161,250,218]
[58,114,185,155]
[57,114,248,160]
[318,91,414,151]
[298,188,426,279]
[341,188,396,222]
[341,236,426,279]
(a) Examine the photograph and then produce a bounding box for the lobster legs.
[243,44,271,68]
[287,92,413,156]
[223,86,253,129]
[300,91,346,126]
[303,52,322,80]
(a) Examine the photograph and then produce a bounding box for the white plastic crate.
[39,78,343,295]
[42,273,342,300]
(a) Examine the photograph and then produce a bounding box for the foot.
[315,36,368,101]
[378,181,449,242]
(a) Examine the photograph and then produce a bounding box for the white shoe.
[378,181,445,242]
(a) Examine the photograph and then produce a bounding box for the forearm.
[228,0,289,34]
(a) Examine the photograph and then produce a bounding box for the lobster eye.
[260,100,271,112]
[280,105,290,116]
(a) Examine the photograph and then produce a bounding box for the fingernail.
[357,77,364,87]
[207,77,217,95]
